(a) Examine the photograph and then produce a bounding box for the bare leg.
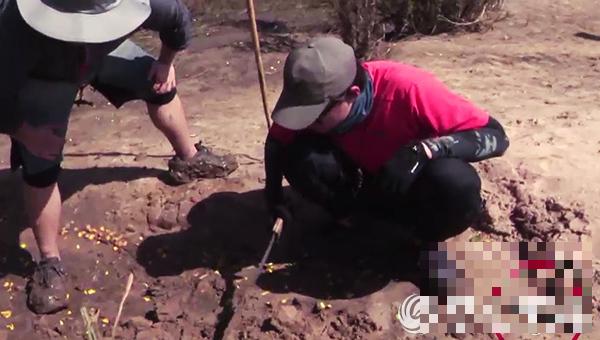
[147,95,197,161]
[23,182,62,260]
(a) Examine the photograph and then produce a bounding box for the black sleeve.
[421,116,510,162]
[142,0,194,51]
[264,134,286,208]
[0,0,39,135]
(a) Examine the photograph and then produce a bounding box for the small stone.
[280,305,298,320]
[535,222,554,233]
[146,205,161,226]
[568,218,587,234]
[177,201,195,228]
[158,203,179,230]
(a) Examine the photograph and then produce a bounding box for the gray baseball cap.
[272,36,357,130]
[16,0,151,43]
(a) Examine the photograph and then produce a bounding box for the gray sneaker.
[167,142,238,184]
[26,257,69,314]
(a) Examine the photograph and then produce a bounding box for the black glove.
[269,199,293,227]
[374,142,429,196]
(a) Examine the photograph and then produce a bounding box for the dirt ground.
[0,0,599,339]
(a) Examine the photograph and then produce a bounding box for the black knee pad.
[282,136,360,217]
[23,165,62,188]
[284,136,356,191]
[146,87,177,106]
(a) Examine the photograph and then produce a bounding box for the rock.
[146,205,161,226]
[135,329,174,340]
[568,218,588,234]
[262,318,284,334]
[545,198,565,212]
[265,305,304,333]
[535,222,554,233]
[177,201,195,228]
[147,200,180,230]
[562,211,576,222]
[157,203,179,230]
[123,316,153,331]
[280,305,299,321]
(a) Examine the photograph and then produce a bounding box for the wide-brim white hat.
[16,0,152,43]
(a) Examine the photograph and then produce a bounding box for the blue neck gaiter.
[331,73,374,135]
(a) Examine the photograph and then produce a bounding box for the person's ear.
[346,85,361,101]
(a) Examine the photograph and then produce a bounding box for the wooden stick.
[111,272,134,338]
[246,0,272,129]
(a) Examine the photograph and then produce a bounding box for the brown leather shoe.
[26,257,69,314]
[167,142,238,184]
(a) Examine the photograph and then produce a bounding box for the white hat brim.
[16,0,152,43]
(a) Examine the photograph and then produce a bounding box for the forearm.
[158,44,179,65]
[264,135,285,206]
[421,117,510,162]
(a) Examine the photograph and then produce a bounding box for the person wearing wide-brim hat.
[0,0,238,314]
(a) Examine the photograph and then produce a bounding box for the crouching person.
[264,36,509,244]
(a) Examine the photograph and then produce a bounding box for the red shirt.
[268,61,490,174]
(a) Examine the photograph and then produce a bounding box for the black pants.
[281,135,483,242]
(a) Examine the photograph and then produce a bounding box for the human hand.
[148,61,177,94]
[374,142,430,196]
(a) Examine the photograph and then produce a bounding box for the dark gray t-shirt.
[0,0,193,134]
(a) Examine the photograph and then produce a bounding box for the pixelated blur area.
[418,242,593,334]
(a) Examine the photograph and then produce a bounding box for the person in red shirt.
[265,36,509,243]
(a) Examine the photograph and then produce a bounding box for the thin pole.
[246,0,272,129]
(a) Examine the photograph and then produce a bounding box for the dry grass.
[179,0,506,60]
[332,0,506,59]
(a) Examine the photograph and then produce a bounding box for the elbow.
[495,134,510,157]
[486,116,510,157]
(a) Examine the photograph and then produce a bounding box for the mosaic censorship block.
[418,242,592,334]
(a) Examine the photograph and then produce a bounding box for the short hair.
[348,60,367,92]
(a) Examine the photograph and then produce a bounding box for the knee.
[23,165,62,188]
[282,141,333,188]
[146,88,178,109]
[416,159,482,216]
[281,137,359,217]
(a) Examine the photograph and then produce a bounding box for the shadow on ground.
[575,32,600,41]
[0,166,161,278]
[137,189,423,301]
